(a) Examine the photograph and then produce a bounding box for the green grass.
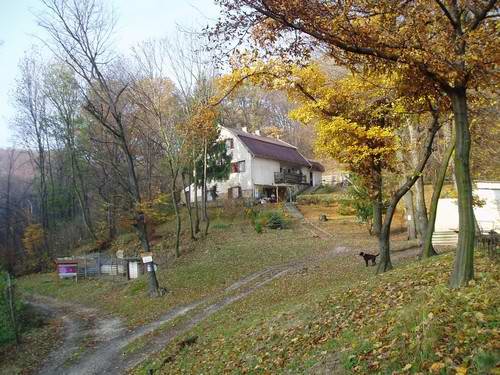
[311,185,339,194]
[18,204,497,374]
[297,193,339,206]
[19,216,329,327]
[135,252,499,375]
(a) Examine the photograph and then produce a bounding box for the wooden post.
[276,186,279,203]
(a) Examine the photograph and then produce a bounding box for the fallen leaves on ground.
[151,252,499,374]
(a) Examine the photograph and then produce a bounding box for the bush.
[267,212,285,229]
[245,207,259,225]
[338,174,386,234]
[254,222,263,233]
[337,198,356,216]
[249,210,289,231]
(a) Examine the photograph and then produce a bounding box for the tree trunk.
[193,165,200,234]
[119,129,159,296]
[37,144,50,263]
[171,190,181,257]
[377,205,395,273]
[107,202,116,241]
[202,140,210,237]
[69,150,96,240]
[376,112,441,273]
[169,165,181,258]
[372,165,383,236]
[449,88,475,288]
[181,172,196,240]
[422,134,455,258]
[408,122,430,242]
[403,189,417,240]
[414,176,429,240]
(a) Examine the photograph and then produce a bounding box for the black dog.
[359,252,379,266]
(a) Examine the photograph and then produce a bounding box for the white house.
[433,181,500,246]
[187,126,324,202]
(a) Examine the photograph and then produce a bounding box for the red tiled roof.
[228,128,311,167]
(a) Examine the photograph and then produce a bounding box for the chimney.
[255,129,261,136]
[241,126,248,133]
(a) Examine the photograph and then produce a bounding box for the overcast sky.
[0,0,220,148]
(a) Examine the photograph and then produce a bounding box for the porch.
[256,185,298,203]
[274,171,308,185]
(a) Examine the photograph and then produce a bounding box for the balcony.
[274,172,308,185]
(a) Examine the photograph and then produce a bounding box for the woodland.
[0,1,499,373]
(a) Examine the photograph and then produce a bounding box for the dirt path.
[93,267,293,375]
[30,232,421,374]
[29,265,294,375]
[27,295,125,375]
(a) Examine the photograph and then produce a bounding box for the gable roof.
[227,127,311,167]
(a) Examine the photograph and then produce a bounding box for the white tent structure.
[433,181,500,246]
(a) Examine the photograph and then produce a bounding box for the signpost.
[141,252,153,264]
[141,252,159,296]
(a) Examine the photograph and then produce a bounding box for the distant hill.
[0,148,35,181]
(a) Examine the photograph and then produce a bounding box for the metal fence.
[476,230,499,260]
[57,253,128,279]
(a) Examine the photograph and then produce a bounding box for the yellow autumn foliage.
[217,59,407,187]
[22,223,45,255]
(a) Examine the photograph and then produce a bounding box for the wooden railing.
[274,172,307,184]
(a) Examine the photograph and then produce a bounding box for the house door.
[309,172,313,186]
[228,186,242,199]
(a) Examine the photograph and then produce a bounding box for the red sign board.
[57,263,78,278]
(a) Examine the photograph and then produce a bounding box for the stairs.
[432,231,458,246]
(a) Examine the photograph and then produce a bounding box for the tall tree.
[43,63,97,240]
[156,30,219,237]
[38,0,160,296]
[130,39,185,257]
[212,0,499,287]
[219,62,442,270]
[13,54,50,257]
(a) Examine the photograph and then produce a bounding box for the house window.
[231,160,245,173]
[225,138,234,150]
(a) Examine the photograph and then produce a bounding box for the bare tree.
[13,54,50,256]
[139,31,219,239]
[38,0,160,296]
[43,63,97,240]
[130,39,185,257]
[165,31,218,238]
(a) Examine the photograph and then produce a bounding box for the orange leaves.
[22,224,45,255]
[186,105,218,139]
[429,361,445,373]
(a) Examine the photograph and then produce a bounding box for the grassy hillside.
[136,252,499,374]
[15,204,498,374]
[19,209,331,327]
